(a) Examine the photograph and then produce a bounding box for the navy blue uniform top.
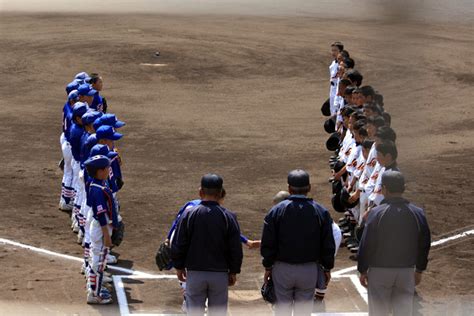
[167,199,250,243]
[261,195,336,270]
[62,101,73,142]
[109,155,122,193]
[357,197,431,273]
[69,123,85,162]
[88,178,119,228]
[171,200,243,274]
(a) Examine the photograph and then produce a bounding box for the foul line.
[0,238,155,277]
[332,228,474,277]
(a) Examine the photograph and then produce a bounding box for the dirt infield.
[0,6,473,315]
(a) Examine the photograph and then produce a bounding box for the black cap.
[324,118,336,134]
[201,173,223,190]
[287,169,310,188]
[381,170,405,193]
[326,132,341,151]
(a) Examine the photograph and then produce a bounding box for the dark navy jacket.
[357,197,431,273]
[171,200,243,274]
[260,195,336,270]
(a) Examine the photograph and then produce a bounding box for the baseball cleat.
[72,222,80,233]
[59,200,73,212]
[350,247,359,253]
[106,254,118,264]
[87,292,113,305]
[102,275,113,283]
[77,231,84,244]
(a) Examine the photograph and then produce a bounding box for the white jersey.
[365,162,382,196]
[332,222,342,255]
[368,166,386,206]
[329,60,339,108]
[338,130,354,162]
[353,151,366,181]
[359,143,378,191]
[346,143,362,178]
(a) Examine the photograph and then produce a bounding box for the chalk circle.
[140,63,168,67]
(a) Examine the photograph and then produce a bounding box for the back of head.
[382,170,405,194]
[375,126,397,142]
[273,191,290,204]
[287,169,311,195]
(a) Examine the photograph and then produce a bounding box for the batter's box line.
[113,274,367,316]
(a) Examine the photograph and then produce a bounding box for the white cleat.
[72,222,80,234]
[106,254,118,265]
[87,292,113,305]
[59,200,73,212]
[102,275,113,283]
[77,231,84,245]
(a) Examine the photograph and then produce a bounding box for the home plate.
[140,63,168,67]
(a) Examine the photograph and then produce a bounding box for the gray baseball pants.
[368,267,415,316]
[185,270,229,316]
[272,261,319,316]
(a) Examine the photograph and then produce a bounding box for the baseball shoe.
[181,296,187,313]
[349,254,358,261]
[59,200,73,212]
[87,292,112,305]
[106,254,118,265]
[72,222,80,234]
[80,263,86,275]
[350,246,359,253]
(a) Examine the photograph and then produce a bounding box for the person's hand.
[246,240,261,250]
[164,239,170,247]
[362,208,372,221]
[334,172,342,181]
[264,269,272,284]
[176,269,187,282]
[228,274,237,286]
[348,193,358,204]
[324,270,331,286]
[359,273,368,288]
[415,271,422,286]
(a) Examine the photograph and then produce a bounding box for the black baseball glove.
[111,221,125,247]
[261,278,276,304]
[155,241,172,271]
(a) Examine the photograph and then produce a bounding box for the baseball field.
[0,0,473,315]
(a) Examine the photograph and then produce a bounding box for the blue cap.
[84,155,111,169]
[93,113,126,131]
[81,110,103,125]
[68,90,79,102]
[96,125,123,141]
[66,81,80,94]
[201,173,223,189]
[77,84,97,97]
[75,72,89,80]
[72,102,89,119]
[90,144,118,159]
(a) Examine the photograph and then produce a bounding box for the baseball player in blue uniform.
[84,155,119,304]
[77,84,97,107]
[69,102,89,233]
[59,90,80,211]
[65,80,80,95]
[88,73,105,112]
[82,144,119,276]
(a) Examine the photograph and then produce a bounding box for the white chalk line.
[332,228,474,277]
[0,238,155,277]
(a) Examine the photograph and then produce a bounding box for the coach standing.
[261,169,336,316]
[171,173,243,316]
[358,170,431,316]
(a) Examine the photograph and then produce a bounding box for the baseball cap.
[66,81,80,94]
[72,102,89,119]
[68,90,79,102]
[84,155,110,169]
[81,111,103,125]
[326,132,341,151]
[75,72,89,80]
[201,173,223,190]
[382,170,405,193]
[93,114,126,131]
[287,169,310,188]
[96,125,123,141]
[90,144,118,159]
[77,84,97,96]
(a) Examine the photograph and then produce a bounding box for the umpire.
[358,170,431,316]
[171,173,243,316]
[261,169,336,316]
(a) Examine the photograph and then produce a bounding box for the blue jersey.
[79,131,92,165]
[168,199,250,243]
[69,123,85,162]
[82,134,98,163]
[88,178,118,228]
[90,93,104,112]
[62,101,73,141]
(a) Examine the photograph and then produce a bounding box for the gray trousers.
[185,270,228,316]
[368,267,415,316]
[272,261,319,316]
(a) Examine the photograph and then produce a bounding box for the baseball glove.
[155,241,173,271]
[111,221,125,247]
[261,279,276,304]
